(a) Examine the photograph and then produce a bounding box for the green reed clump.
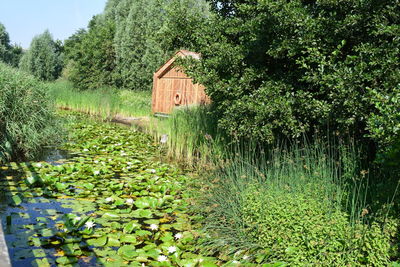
[0,62,61,162]
[196,142,397,266]
[151,105,228,165]
[47,80,151,118]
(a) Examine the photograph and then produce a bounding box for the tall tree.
[0,22,23,67]
[66,16,116,89]
[0,23,11,63]
[19,30,63,81]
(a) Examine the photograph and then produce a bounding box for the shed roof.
[154,50,201,79]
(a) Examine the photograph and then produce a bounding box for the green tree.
[19,30,63,81]
[66,16,116,89]
[0,22,23,67]
[184,0,400,145]
[0,22,11,63]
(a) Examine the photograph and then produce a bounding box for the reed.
[47,80,151,118]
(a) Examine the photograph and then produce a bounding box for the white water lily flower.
[243,255,249,260]
[36,163,42,168]
[149,224,158,231]
[105,197,113,203]
[73,216,81,223]
[85,221,95,229]
[232,260,240,264]
[167,246,177,254]
[127,162,132,165]
[149,169,156,174]
[83,148,89,152]
[126,198,134,205]
[157,255,167,262]
[94,170,100,175]
[94,160,99,164]
[174,233,183,240]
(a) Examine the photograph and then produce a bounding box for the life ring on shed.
[174,92,182,105]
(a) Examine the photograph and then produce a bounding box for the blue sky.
[0,0,107,48]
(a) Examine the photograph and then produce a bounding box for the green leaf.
[12,195,22,206]
[117,245,138,260]
[102,212,120,220]
[55,256,78,265]
[120,234,140,244]
[106,235,120,247]
[123,221,141,234]
[86,235,108,247]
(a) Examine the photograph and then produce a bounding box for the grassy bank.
[47,80,151,118]
[46,80,400,265]
[0,63,61,162]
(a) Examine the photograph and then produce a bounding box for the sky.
[0,0,108,48]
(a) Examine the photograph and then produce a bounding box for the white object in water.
[160,134,168,144]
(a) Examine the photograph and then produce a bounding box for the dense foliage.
[198,144,398,265]
[19,30,63,81]
[64,17,116,89]
[0,22,23,67]
[0,62,60,162]
[64,0,209,90]
[183,0,400,146]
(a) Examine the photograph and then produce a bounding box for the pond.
[0,112,218,267]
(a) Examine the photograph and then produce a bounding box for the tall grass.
[47,80,151,118]
[195,141,395,265]
[149,106,228,165]
[0,62,61,162]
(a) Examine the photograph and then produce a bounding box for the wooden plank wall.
[152,66,209,114]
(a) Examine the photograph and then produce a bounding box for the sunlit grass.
[47,80,151,118]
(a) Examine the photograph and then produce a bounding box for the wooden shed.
[152,50,209,115]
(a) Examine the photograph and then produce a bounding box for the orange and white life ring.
[174,92,182,105]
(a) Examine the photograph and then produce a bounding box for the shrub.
[0,63,61,162]
[241,187,393,266]
[197,143,396,265]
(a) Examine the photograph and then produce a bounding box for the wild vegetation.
[0,62,60,163]
[1,0,400,265]
[48,80,151,118]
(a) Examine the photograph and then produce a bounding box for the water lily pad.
[102,212,120,220]
[123,221,141,234]
[31,258,52,267]
[120,234,141,244]
[106,235,121,247]
[117,245,138,260]
[131,209,153,218]
[134,197,159,209]
[56,256,78,265]
[11,195,22,206]
[86,235,107,247]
